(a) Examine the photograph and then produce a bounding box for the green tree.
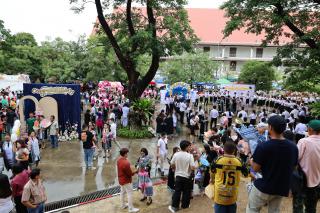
[12,32,37,47]
[0,20,9,69]
[0,19,11,42]
[71,0,198,100]
[238,61,276,91]
[0,31,43,81]
[40,38,78,82]
[221,0,320,91]
[282,67,320,93]
[161,51,219,84]
[82,34,127,82]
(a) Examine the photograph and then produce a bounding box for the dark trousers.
[6,123,13,134]
[204,98,208,106]
[166,104,170,113]
[292,193,305,213]
[214,203,237,213]
[210,118,217,129]
[305,185,320,213]
[195,99,198,107]
[172,176,192,209]
[14,195,28,213]
[228,118,232,127]
[180,111,184,124]
[167,167,175,191]
[97,126,103,137]
[50,135,58,148]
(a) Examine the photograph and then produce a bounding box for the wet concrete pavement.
[39,135,185,203]
[66,177,320,213]
[39,132,319,212]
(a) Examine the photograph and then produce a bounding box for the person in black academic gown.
[165,113,174,135]
[156,110,166,134]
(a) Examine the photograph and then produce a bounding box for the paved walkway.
[65,179,320,213]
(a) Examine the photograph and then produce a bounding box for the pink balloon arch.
[94,81,125,107]
[98,81,124,97]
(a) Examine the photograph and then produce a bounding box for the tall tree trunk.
[95,0,160,101]
[127,82,139,101]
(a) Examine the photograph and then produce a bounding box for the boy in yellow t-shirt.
[211,140,248,213]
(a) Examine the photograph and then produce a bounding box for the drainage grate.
[45,178,165,212]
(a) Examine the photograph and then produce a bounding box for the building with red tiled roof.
[92,8,294,77]
[185,8,292,76]
[187,8,292,46]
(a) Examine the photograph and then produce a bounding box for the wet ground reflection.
[39,136,184,202]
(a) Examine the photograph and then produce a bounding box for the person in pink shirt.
[11,164,30,213]
[296,119,320,213]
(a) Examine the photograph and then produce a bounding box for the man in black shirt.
[247,115,298,213]
[81,125,96,170]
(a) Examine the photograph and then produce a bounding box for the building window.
[229,47,237,57]
[203,46,210,52]
[256,48,263,58]
[230,61,237,71]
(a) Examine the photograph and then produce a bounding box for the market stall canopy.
[0,74,30,91]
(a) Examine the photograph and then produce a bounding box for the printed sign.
[32,86,75,97]
[220,84,255,96]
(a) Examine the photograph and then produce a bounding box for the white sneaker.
[89,167,96,170]
[121,203,128,209]
[128,207,140,213]
[168,205,177,213]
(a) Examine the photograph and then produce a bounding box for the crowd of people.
[117,88,320,213]
[0,88,57,213]
[1,84,320,213]
[0,167,47,213]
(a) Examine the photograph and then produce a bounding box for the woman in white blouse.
[294,118,307,143]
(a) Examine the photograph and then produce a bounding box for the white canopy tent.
[0,74,30,91]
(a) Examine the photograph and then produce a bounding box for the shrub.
[129,98,155,128]
[310,102,320,119]
[118,127,154,139]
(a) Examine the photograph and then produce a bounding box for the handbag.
[205,183,215,199]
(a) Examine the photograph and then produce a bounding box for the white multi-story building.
[186,8,291,78]
[198,44,280,77]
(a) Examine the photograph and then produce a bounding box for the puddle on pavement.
[38,136,186,202]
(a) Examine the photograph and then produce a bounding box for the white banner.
[0,74,30,91]
[220,84,255,96]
